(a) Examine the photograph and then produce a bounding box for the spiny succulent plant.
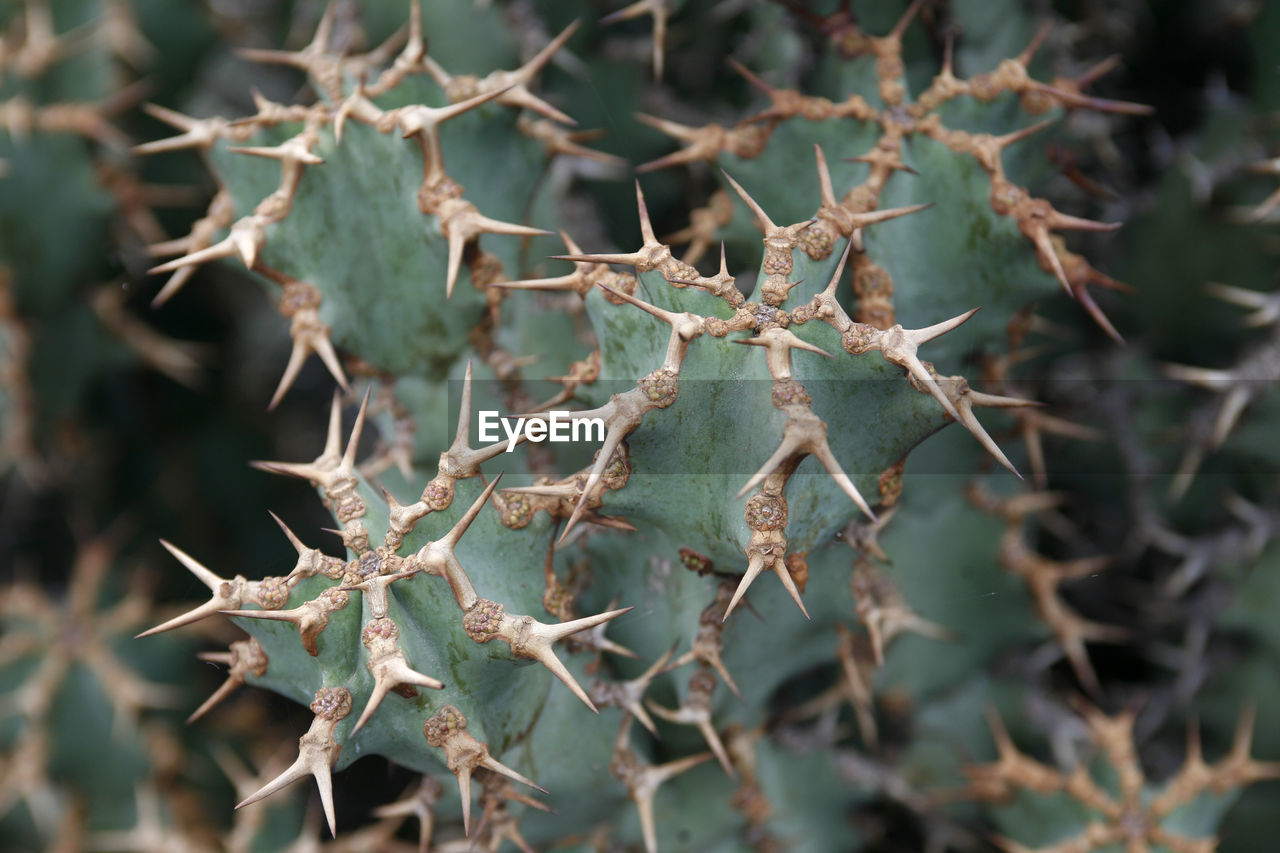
[0,530,202,849]
[101,0,1280,850]
[0,524,407,852]
[967,703,1280,853]
[0,0,214,487]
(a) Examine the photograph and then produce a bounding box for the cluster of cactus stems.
[5,0,1280,850]
[125,0,1280,849]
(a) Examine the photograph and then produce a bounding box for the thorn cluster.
[1166,284,1280,499]
[968,704,1280,853]
[637,4,1143,336]
[610,715,712,853]
[968,484,1123,695]
[527,168,1021,613]
[0,536,178,836]
[134,3,607,408]
[140,386,636,834]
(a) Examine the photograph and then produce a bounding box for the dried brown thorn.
[236,686,352,837]
[422,705,545,836]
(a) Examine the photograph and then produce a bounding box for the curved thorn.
[820,240,855,297]
[341,387,372,471]
[771,555,809,619]
[810,439,876,521]
[559,424,629,543]
[158,540,222,590]
[720,170,776,234]
[735,433,801,500]
[723,552,767,622]
[905,308,980,345]
[453,361,474,450]
[187,676,239,723]
[480,755,547,795]
[634,180,658,246]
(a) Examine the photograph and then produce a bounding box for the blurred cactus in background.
[3,1,1280,851]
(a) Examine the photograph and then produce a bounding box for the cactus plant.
[126,0,1280,849]
[0,528,322,853]
[0,0,216,485]
[5,0,1280,850]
